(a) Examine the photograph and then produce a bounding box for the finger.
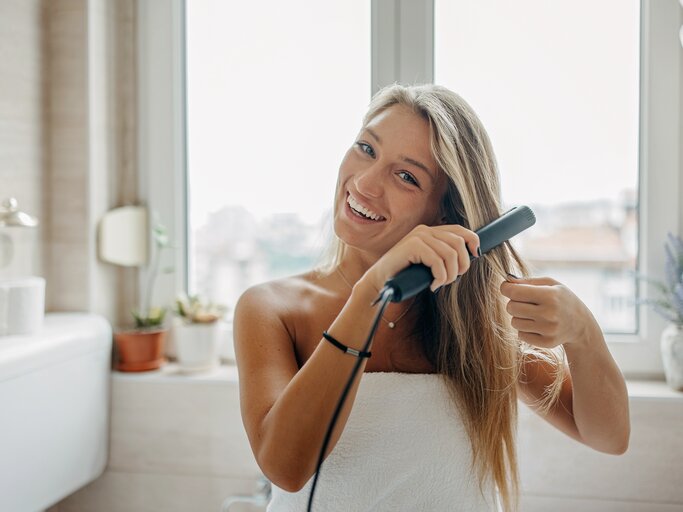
[418,234,461,285]
[510,316,543,334]
[500,281,551,304]
[412,238,449,291]
[506,300,539,320]
[515,330,550,347]
[430,230,471,276]
[506,274,559,286]
[434,224,480,259]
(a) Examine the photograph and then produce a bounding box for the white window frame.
[137,0,188,313]
[138,0,681,378]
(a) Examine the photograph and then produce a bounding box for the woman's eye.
[356,142,376,158]
[398,171,419,187]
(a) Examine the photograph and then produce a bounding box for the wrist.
[564,316,604,358]
[351,275,381,304]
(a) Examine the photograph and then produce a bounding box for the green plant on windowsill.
[172,293,229,372]
[174,293,228,325]
[637,232,683,327]
[114,217,175,372]
[132,221,173,329]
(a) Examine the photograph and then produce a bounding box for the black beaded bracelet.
[322,331,372,358]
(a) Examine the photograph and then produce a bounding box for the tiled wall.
[53,367,266,512]
[1,0,140,327]
[0,0,44,275]
[518,392,683,511]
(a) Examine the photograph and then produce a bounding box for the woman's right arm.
[234,278,382,492]
[234,224,480,491]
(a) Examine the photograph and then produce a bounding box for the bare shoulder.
[233,270,337,443]
[234,269,333,327]
[233,269,337,365]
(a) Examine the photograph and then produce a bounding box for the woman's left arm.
[501,275,630,455]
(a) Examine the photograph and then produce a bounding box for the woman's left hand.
[499,274,597,349]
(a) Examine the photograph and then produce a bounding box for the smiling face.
[333,104,448,258]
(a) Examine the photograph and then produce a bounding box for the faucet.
[221,475,271,511]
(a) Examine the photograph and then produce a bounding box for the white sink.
[0,312,112,512]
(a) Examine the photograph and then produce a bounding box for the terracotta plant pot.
[113,328,168,372]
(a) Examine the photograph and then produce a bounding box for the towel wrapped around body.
[267,371,500,512]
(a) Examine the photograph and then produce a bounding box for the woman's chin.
[333,222,393,258]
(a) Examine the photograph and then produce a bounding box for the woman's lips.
[344,193,386,224]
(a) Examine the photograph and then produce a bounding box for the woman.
[234,84,630,511]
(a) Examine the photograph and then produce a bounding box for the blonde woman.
[234,84,630,511]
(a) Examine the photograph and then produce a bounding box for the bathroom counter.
[0,312,111,381]
[0,312,112,512]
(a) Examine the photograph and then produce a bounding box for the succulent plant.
[174,293,228,324]
[132,307,167,329]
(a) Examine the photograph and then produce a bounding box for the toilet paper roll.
[0,277,45,336]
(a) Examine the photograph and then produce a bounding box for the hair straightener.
[383,205,537,302]
[306,205,536,511]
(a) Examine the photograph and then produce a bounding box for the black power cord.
[306,286,395,512]
[305,206,537,510]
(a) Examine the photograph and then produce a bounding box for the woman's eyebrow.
[365,127,435,182]
[401,156,435,182]
[366,127,382,144]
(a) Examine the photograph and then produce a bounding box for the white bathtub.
[0,312,112,512]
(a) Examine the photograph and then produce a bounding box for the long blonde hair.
[320,83,565,511]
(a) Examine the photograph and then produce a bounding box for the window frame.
[138,0,681,378]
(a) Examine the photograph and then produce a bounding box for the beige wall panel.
[519,397,683,505]
[108,376,260,478]
[47,241,89,311]
[0,0,44,276]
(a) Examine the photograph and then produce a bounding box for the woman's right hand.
[361,224,481,294]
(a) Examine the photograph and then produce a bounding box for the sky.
[186,0,640,228]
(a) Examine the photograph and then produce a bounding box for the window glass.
[435,0,640,333]
[186,0,370,309]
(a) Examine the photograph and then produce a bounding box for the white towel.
[267,372,500,512]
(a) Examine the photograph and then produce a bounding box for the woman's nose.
[354,164,384,198]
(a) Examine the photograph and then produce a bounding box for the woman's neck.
[336,246,380,284]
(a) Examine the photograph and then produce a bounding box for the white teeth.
[347,194,383,221]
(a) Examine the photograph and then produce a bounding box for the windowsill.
[623,378,683,401]
[112,362,240,384]
[111,363,683,402]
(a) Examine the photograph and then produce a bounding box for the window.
[139,0,681,376]
[435,0,640,334]
[185,0,371,308]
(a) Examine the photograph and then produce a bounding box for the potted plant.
[639,232,683,391]
[113,221,173,372]
[172,293,228,373]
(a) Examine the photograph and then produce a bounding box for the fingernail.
[506,272,519,280]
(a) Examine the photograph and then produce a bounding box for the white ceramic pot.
[661,323,683,391]
[173,320,221,373]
